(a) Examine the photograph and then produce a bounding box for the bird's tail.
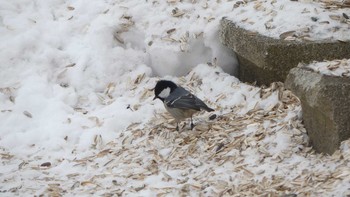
[203,106,214,112]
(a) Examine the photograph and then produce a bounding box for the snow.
[1,0,350,196]
[227,0,350,41]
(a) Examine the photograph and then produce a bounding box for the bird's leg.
[190,116,195,130]
[176,122,179,131]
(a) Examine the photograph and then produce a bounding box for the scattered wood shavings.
[303,58,350,77]
[3,76,348,196]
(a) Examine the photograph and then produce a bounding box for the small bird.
[153,80,214,131]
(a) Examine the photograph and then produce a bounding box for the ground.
[1,0,350,196]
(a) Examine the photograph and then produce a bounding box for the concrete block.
[220,18,350,85]
[285,66,350,154]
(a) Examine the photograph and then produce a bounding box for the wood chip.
[172,8,185,17]
[40,162,51,167]
[279,30,296,39]
[166,28,176,34]
[23,111,32,118]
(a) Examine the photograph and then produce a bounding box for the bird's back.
[165,86,214,112]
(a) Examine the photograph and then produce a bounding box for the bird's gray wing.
[165,87,213,111]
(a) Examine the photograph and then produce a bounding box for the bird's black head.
[154,80,178,101]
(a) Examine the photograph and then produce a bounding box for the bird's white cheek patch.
[159,87,171,98]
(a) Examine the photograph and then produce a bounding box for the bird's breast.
[164,104,197,121]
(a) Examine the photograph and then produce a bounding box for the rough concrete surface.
[220,18,350,85]
[285,67,350,154]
